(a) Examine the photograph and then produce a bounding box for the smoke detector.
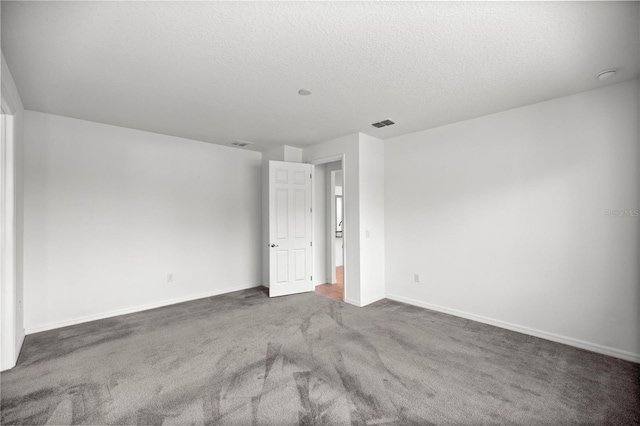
[596,69,618,81]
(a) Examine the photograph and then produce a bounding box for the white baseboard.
[0,361,14,373]
[25,283,261,335]
[386,293,640,363]
[344,297,360,307]
[361,294,386,307]
[344,294,385,308]
[15,328,25,358]
[0,329,25,372]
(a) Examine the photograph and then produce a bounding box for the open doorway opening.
[313,161,345,301]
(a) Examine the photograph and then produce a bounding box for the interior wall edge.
[386,293,640,363]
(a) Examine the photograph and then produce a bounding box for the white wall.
[283,145,302,163]
[358,134,385,305]
[385,80,640,361]
[1,53,25,370]
[23,111,262,332]
[335,239,343,267]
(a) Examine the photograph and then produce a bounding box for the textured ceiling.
[2,1,639,151]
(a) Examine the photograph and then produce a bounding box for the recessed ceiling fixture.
[298,89,312,96]
[597,68,618,80]
[230,140,252,148]
[371,119,395,128]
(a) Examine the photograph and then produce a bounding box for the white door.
[268,161,314,297]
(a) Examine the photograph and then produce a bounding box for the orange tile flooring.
[315,266,344,301]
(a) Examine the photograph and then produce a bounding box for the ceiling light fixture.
[596,69,618,81]
[298,89,312,96]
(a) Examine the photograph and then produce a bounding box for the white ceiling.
[2,1,639,152]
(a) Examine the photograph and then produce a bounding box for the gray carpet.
[1,288,638,425]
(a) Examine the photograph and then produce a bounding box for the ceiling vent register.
[371,119,395,128]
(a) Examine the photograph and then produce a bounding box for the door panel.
[276,250,288,283]
[269,161,314,297]
[294,249,306,281]
[276,189,288,239]
[294,189,306,237]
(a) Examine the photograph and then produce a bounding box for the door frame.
[309,154,346,296]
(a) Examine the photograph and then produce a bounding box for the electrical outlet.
[167,274,174,283]
[414,273,420,283]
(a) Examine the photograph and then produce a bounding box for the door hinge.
[311,275,313,281]
[310,241,313,247]
[310,207,312,212]
[310,173,312,179]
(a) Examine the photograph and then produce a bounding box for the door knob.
[270,244,279,248]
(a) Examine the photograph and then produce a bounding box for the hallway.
[314,266,343,301]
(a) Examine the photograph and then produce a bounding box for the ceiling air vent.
[371,119,395,128]
[230,140,252,148]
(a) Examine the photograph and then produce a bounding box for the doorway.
[313,161,345,301]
